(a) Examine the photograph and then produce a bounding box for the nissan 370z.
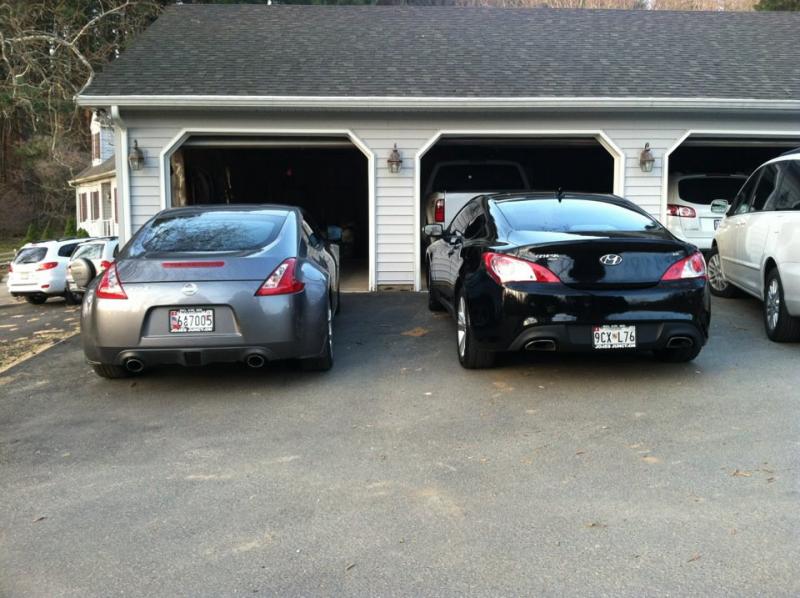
[81,205,339,378]
[424,193,711,368]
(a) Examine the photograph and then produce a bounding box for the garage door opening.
[169,136,369,291]
[418,135,618,288]
[665,135,800,219]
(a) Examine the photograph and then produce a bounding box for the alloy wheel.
[766,278,780,331]
[707,253,727,292]
[457,296,467,357]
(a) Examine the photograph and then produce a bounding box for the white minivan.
[710,150,800,341]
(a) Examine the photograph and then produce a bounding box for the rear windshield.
[124,210,288,257]
[432,165,525,192]
[14,247,47,264]
[678,177,745,205]
[496,199,660,233]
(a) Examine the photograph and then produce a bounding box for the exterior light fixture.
[387,144,402,174]
[128,139,144,171]
[639,142,655,173]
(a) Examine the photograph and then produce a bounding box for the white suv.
[665,174,746,251]
[709,150,800,341]
[7,239,84,304]
[66,237,119,301]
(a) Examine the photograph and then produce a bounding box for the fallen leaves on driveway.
[401,327,429,337]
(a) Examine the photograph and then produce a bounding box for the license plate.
[169,308,214,333]
[19,272,29,280]
[714,219,721,230]
[592,325,636,349]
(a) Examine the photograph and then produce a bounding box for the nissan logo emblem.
[599,254,623,266]
[182,283,198,296]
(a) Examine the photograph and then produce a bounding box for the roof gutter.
[75,95,800,112]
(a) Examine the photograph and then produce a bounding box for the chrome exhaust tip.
[666,336,694,349]
[524,339,557,352]
[245,354,266,369]
[124,358,145,373]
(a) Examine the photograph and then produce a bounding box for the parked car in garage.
[81,205,340,378]
[709,150,800,341]
[6,238,85,304]
[66,237,119,302]
[424,160,529,228]
[665,173,747,251]
[424,192,711,368]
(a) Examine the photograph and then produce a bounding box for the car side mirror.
[326,225,343,243]
[423,224,443,239]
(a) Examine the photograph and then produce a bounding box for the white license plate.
[19,272,30,280]
[714,219,721,230]
[169,308,214,333]
[592,325,636,349]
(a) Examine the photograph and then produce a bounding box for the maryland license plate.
[592,325,636,349]
[169,308,214,333]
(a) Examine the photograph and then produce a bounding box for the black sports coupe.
[423,192,711,368]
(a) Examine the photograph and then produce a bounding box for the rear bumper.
[87,344,305,368]
[464,275,711,353]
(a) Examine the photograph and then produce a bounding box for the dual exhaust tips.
[523,336,694,352]
[122,353,267,372]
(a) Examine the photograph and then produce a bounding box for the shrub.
[22,223,39,244]
[63,216,77,238]
[76,227,90,238]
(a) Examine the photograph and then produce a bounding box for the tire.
[707,245,739,298]
[25,295,47,305]
[91,363,130,379]
[763,268,800,342]
[653,344,702,363]
[427,267,444,312]
[302,301,334,371]
[64,284,82,305]
[456,291,495,369]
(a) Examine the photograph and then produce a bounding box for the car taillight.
[661,251,707,281]
[36,262,58,271]
[666,204,696,218]
[483,252,560,284]
[96,263,128,299]
[99,260,113,271]
[7,264,12,273]
[434,198,445,223]
[255,258,305,296]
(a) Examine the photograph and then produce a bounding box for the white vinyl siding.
[117,109,800,289]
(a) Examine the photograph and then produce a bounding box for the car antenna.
[556,187,564,203]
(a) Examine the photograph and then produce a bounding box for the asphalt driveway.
[1,293,798,596]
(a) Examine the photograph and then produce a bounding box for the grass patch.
[0,237,24,256]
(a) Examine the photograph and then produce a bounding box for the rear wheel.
[456,291,494,369]
[707,246,739,298]
[764,269,800,342]
[302,301,333,371]
[91,363,130,379]
[653,344,702,363]
[25,295,47,305]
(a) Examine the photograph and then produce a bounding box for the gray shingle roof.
[70,155,116,184]
[82,5,800,101]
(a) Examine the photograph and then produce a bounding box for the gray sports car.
[79,205,339,378]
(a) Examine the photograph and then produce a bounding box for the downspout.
[110,106,133,242]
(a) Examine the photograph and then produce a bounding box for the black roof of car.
[83,5,800,102]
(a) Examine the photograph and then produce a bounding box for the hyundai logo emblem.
[599,254,623,266]
[182,283,198,296]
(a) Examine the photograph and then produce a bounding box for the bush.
[63,216,77,238]
[76,227,90,238]
[22,223,38,244]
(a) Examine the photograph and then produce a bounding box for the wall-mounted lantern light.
[128,139,144,171]
[639,142,655,173]
[387,144,402,174]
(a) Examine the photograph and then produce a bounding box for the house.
[76,4,800,291]
[68,113,119,237]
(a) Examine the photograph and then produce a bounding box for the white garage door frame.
[660,129,800,223]
[158,128,377,290]
[413,129,626,291]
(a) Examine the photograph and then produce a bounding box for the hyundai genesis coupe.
[424,192,711,368]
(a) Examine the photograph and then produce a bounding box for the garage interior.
[170,136,369,291]
[668,135,800,196]
[419,136,616,285]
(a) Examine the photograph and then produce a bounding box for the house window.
[92,133,100,161]
[79,192,86,221]
[91,191,99,220]
[114,188,118,223]
[101,182,112,219]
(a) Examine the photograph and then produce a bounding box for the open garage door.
[417,134,619,288]
[169,135,369,292]
[663,134,800,250]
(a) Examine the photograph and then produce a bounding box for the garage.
[166,135,371,291]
